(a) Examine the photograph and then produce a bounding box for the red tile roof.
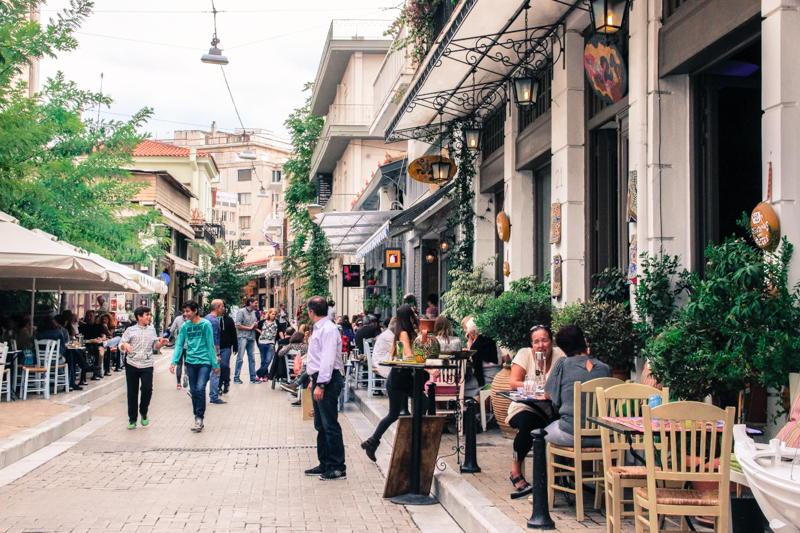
[133,140,219,171]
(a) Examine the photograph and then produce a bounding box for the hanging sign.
[584,35,628,105]
[496,211,510,242]
[549,203,562,244]
[342,265,361,288]
[385,248,402,270]
[552,255,562,299]
[751,203,779,251]
[503,251,510,277]
[408,156,457,184]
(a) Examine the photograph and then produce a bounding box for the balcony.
[371,26,415,135]
[266,178,283,192]
[263,213,284,234]
[327,104,373,127]
[191,222,217,246]
[310,104,378,176]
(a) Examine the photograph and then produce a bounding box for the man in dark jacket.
[219,309,238,394]
[354,315,381,353]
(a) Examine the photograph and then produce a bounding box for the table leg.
[390,367,437,506]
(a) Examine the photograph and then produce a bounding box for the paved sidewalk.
[0,368,421,533]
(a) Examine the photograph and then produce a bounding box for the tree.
[282,83,331,299]
[0,1,164,264]
[191,242,259,310]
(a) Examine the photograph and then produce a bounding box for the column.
[504,98,534,287]
[550,29,586,304]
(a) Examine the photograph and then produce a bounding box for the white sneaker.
[190,417,204,432]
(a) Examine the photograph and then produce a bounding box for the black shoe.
[104,371,112,376]
[361,437,379,462]
[71,385,83,391]
[222,383,229,394]
[319,468,346,481]
[234,377,243,384]
[90,376,101,381]
[291,400,301,406]
[304,465,326,476]
[79,381,88,386]
[210,399,227,404]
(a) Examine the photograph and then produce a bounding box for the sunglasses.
[530,324,550,332]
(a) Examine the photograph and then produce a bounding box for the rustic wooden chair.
[597,383,670,533]
[547,376,623,521]
[633,402,735,533]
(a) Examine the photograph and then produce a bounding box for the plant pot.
[490,365,516,439]
[367,279,377,286]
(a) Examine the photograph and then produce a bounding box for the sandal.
[509,473,532,499]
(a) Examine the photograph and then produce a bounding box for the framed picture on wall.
[385,248,402,270]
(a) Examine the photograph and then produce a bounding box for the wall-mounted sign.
[408,155,457,184]
[496,211,510,242]
[751,202,780,251]
[342,265,361,288]
[584,35,628,105]
[627,235,638,285]
[385,248,402,270]
[316,173,333,207]
[627,170,638,222]
[552,254,562,299]
[549,203,562,244]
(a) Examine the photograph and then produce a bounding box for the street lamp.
[238,149,257,160]
[440,240,449,252]
[430,157,453,183]
[589,0,631,35]
[257,186,269,198]
[201,37,229,65]
[513,75,539,106]
[425,253,435,264]
[464,125,482,152]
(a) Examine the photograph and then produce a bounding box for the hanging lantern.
[430,158,452,183]
[440,241,449,252]
[589,0,631,35]
[513,75,539,106]
[464,125,482,152]
[425,253,435,264]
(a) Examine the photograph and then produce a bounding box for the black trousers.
[371,368,427,441]
[125,365,153,424]
[508,410,549,461]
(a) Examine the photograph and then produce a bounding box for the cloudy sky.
[39,0,396,140]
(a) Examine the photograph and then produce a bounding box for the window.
[238,192,251,205]
[238,169,252,181]
[239,216,251,229]
[239,239,251,246]
[258,242,265,246]
[272,170,281,182]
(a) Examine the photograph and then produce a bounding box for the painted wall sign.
[627,170,638,222]
[751,202,780,251]
[408,155,457,184]
[385,248,402,270]
[584,35,628,105]
[549,203,562,244]
[552,254,562,299]
[496,211,510,242]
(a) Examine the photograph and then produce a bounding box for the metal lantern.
[590,0,630,35]
[464,126,482,152]
[440,241,449,252]
[430,158,453,183]
[513,75,539,106]
[425,253,435,264]
[257,187,268,198]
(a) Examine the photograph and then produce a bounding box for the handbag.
[292,351,302,376]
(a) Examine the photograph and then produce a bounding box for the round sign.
[503,261,511,277]
[751,202,780,251]
[496,211,510,242]
[159,272,171,285]
[584,35,628,105]
[408,155,457,184]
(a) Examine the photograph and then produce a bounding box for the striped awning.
[355,221,390,261]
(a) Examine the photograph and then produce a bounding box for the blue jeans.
[235,338,256,381]
[209,363,220,402]
[185,363,211,420]
[219,347,232,386]
[312,370,345,471]
[256,343,275,378]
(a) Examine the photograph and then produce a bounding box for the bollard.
[427,382,437,415]
[527,429,555,529]
[460,398,481,473]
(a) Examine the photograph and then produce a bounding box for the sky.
[39,0,397,141]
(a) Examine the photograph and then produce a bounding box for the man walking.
[119,306,168,429]
[304,296,346,481]
[170,301,219,432]
[205,299,226,405]
[219,309,237,394]
[234,297,259,384]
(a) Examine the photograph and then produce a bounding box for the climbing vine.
[445,120,478,279]
[384,0,457,65]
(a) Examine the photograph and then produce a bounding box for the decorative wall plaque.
[583,35,628,105]
[549,203,562,244]
[408,155,457,184]
[627,170,637,223]
[751,203,780,251]
[627,235,638,285]
[496,211,510,242]
[552,254,562,299]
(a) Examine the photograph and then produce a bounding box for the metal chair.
[0,342,10,402]
[365,339,386,397]
[22,340,58,400]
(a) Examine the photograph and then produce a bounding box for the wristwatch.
[317,382,326,390]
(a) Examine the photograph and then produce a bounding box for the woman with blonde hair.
[255,308,278,381]
[433,316,461,352]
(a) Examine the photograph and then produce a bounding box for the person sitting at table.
[98,313,122,374]
[55,314,89,389]
[79,311,106,380]
[15,315,33,351]
[506,324,565,498]
[278,332,310,397]
[543,324,612,447]
[35,315,68,355]
[433,316,461,352]
[463,317,501,398]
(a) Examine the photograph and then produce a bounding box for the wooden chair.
[633,402,735,533]
[597,383,670,533]
[547,377,623,521]
[22,340,58,400]
[0,342,10,402]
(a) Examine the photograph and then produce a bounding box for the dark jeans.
[125,366,153,424]
[508,410,550,461]
[371,368,427,441]
[312,370,345,471]
[256,343,275,378]
[66,348,90,384]
[219,347,232,386]
[185,363,211,420]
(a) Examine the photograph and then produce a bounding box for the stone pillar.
[504,98,534,287]
[472,161,496,280]
[550,30,586,304]
[762,0,800,286]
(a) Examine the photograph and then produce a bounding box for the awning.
[314,211,394,256]
[166,252,197,275]
[159,208,196,240]
[355,221,390,261]
[386,0,576,142]
[352,158,408,212]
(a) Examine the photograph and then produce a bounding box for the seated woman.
[277,332,309,395]
[543,324,612,447]
[463,317,500,398]
[506,325,564,498]
[433,316,461,352]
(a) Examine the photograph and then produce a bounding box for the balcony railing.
[191,222,218,246]
[327,104,373,127]
[373,26,413,117]
[263,212,284,229]
[327,20,393,42]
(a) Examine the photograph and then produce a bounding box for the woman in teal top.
[170,300,219,433]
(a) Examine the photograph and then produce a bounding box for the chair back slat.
[0,342,8,366]
[34,340,58,367]
[576,377,623,435]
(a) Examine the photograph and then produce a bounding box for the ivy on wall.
[445,120,478,279]
[384,0,458,65]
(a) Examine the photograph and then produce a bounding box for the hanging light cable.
[201,0,229,65]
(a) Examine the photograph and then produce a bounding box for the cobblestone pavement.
[0,368,420,533]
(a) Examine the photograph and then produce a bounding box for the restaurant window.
[258,242,265,246]
[238,169,252,181]
[238,192,251,205]
[239,216,251,229]
[482,107,506,159]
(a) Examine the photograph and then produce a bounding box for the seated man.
[354,314,381,354]
[79,311,105,380]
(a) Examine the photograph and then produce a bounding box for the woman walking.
[256,308,278,382]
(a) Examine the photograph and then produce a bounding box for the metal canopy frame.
[386,0,584,143]
[314,211,394,256]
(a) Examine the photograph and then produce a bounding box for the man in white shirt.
[304,296,346,481]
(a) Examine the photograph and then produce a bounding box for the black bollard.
[427,382,437,415]
[460,398,481,473]
[527,429,555,529]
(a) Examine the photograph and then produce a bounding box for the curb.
[351,388,524,533]
[0,352,172,471]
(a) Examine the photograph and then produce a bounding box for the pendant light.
[464,70,483,151]
[431,112,452,183]
[512,3,539,107]
[589,0,631,35]
[201,1,229,65]
[238,149,257,160]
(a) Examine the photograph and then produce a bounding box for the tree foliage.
[0,0,163,264]
[190,241,259,310]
